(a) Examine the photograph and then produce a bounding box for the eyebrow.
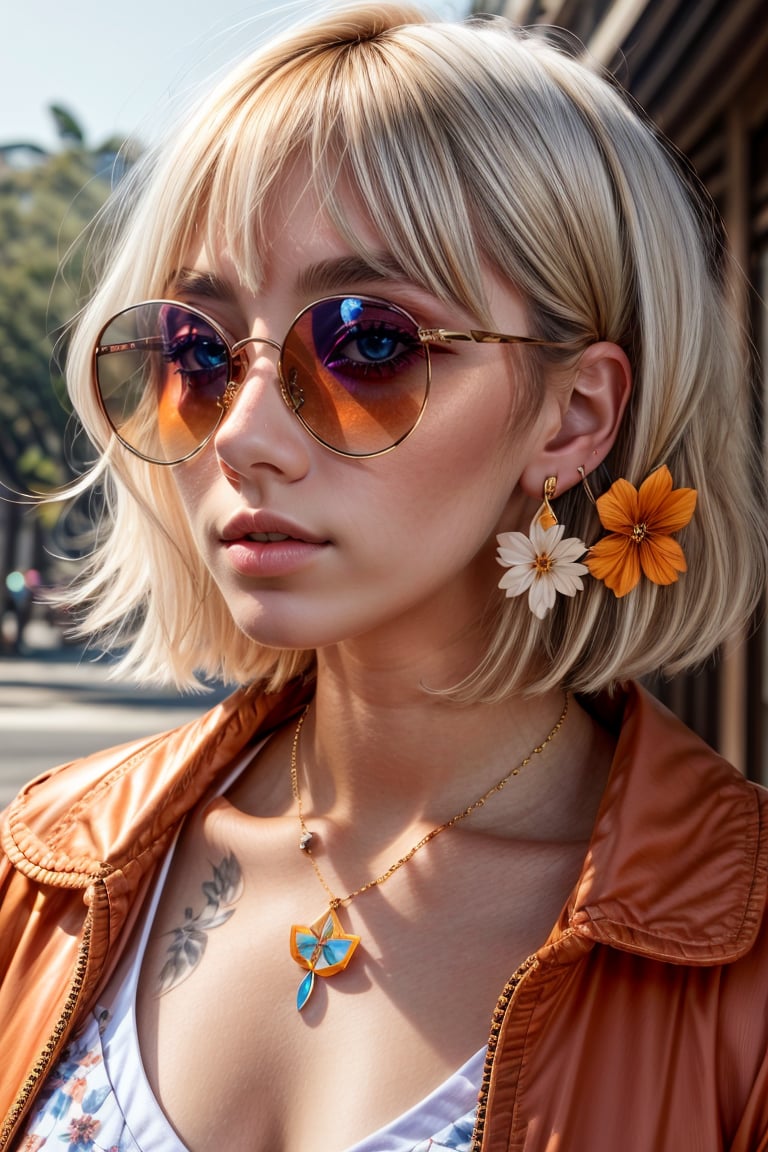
[171,253,417,304]
[170,269,239,302]
[296,254,416,296]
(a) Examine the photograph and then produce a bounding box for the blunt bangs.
[197,17,490,318]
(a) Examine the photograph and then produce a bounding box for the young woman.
[2,5,767,1150]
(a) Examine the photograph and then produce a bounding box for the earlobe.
[520,341,632,498]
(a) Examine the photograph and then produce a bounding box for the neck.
[294,653,600,850]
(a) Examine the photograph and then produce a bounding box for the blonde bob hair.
[63,2,766,698]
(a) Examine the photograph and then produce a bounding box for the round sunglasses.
[93,294,568,463]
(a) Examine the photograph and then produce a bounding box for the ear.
[519,341,632,498]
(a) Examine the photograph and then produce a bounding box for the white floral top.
[18,1006,479,1151]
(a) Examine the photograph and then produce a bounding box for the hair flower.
[585,465,697,597]
[497,518,589,619]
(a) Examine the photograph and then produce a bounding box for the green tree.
[0,107,136,586]
[49,104,86,147]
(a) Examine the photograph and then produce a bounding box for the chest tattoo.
[157,853,243,994]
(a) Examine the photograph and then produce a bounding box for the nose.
[213,334,310,478]
[228,334,304,418]
[228,333,281,394]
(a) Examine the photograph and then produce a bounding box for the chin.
[231,607,353,654]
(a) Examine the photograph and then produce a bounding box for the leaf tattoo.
[157,853,243,995]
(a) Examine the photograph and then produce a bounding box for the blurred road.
[0,643,226,809]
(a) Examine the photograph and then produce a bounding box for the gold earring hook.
[538,475,558,529]
[577,466,597,506]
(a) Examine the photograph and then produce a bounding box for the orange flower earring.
[583,465,697,597]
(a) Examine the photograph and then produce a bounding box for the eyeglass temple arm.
[95,337,168,355]
[418,328,569,347]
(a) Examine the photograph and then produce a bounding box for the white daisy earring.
[496,476,589,619]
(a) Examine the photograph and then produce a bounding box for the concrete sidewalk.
[0,640,227,805]
[0,645,221,718]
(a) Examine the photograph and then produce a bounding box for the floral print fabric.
[17,1009,135,1152]
[19,1007,477,1152]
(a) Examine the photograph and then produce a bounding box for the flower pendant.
[289,906,360,1011]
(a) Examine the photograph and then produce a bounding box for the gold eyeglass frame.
[93,294,572,465]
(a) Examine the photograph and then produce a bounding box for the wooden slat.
[625,0,722,108]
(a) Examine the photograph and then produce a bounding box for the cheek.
[382,375,547,573]
[360,416,518,570]
[171,457,219,537]
[407,386,520,512]
[427,352,526,450]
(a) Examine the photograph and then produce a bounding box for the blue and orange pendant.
[289,906,360,1011]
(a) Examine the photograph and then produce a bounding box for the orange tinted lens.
[281,297,428,455]
[95,302,231,463]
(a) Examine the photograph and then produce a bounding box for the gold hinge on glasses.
[419,328,473,344]
[217,381,240,412]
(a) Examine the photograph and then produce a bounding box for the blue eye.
[308,299,422,383]
[160,307,230,390]
[343,327,403,365]
[166,336,228,373]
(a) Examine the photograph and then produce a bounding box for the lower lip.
[222,539,328,577]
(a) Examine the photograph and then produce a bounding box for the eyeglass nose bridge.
[219,333,304,417]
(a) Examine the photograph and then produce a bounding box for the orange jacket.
[1,680,767,1151]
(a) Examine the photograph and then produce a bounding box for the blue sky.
[2,1,471,151]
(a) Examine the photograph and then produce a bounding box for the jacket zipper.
[1,906,95,1151]
[470,954,539,1152]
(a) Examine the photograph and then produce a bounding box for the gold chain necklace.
[288,695,569,1010]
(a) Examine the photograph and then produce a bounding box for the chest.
[132,810,586,1152]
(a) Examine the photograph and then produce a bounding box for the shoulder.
[1,680,310,882]
[572,681,768,964]
[562,684,768,1139]
[715,827,768,1142]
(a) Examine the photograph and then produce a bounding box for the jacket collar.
[2,678,312,886]
[4,678,766,965]
[563,681,768,965]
